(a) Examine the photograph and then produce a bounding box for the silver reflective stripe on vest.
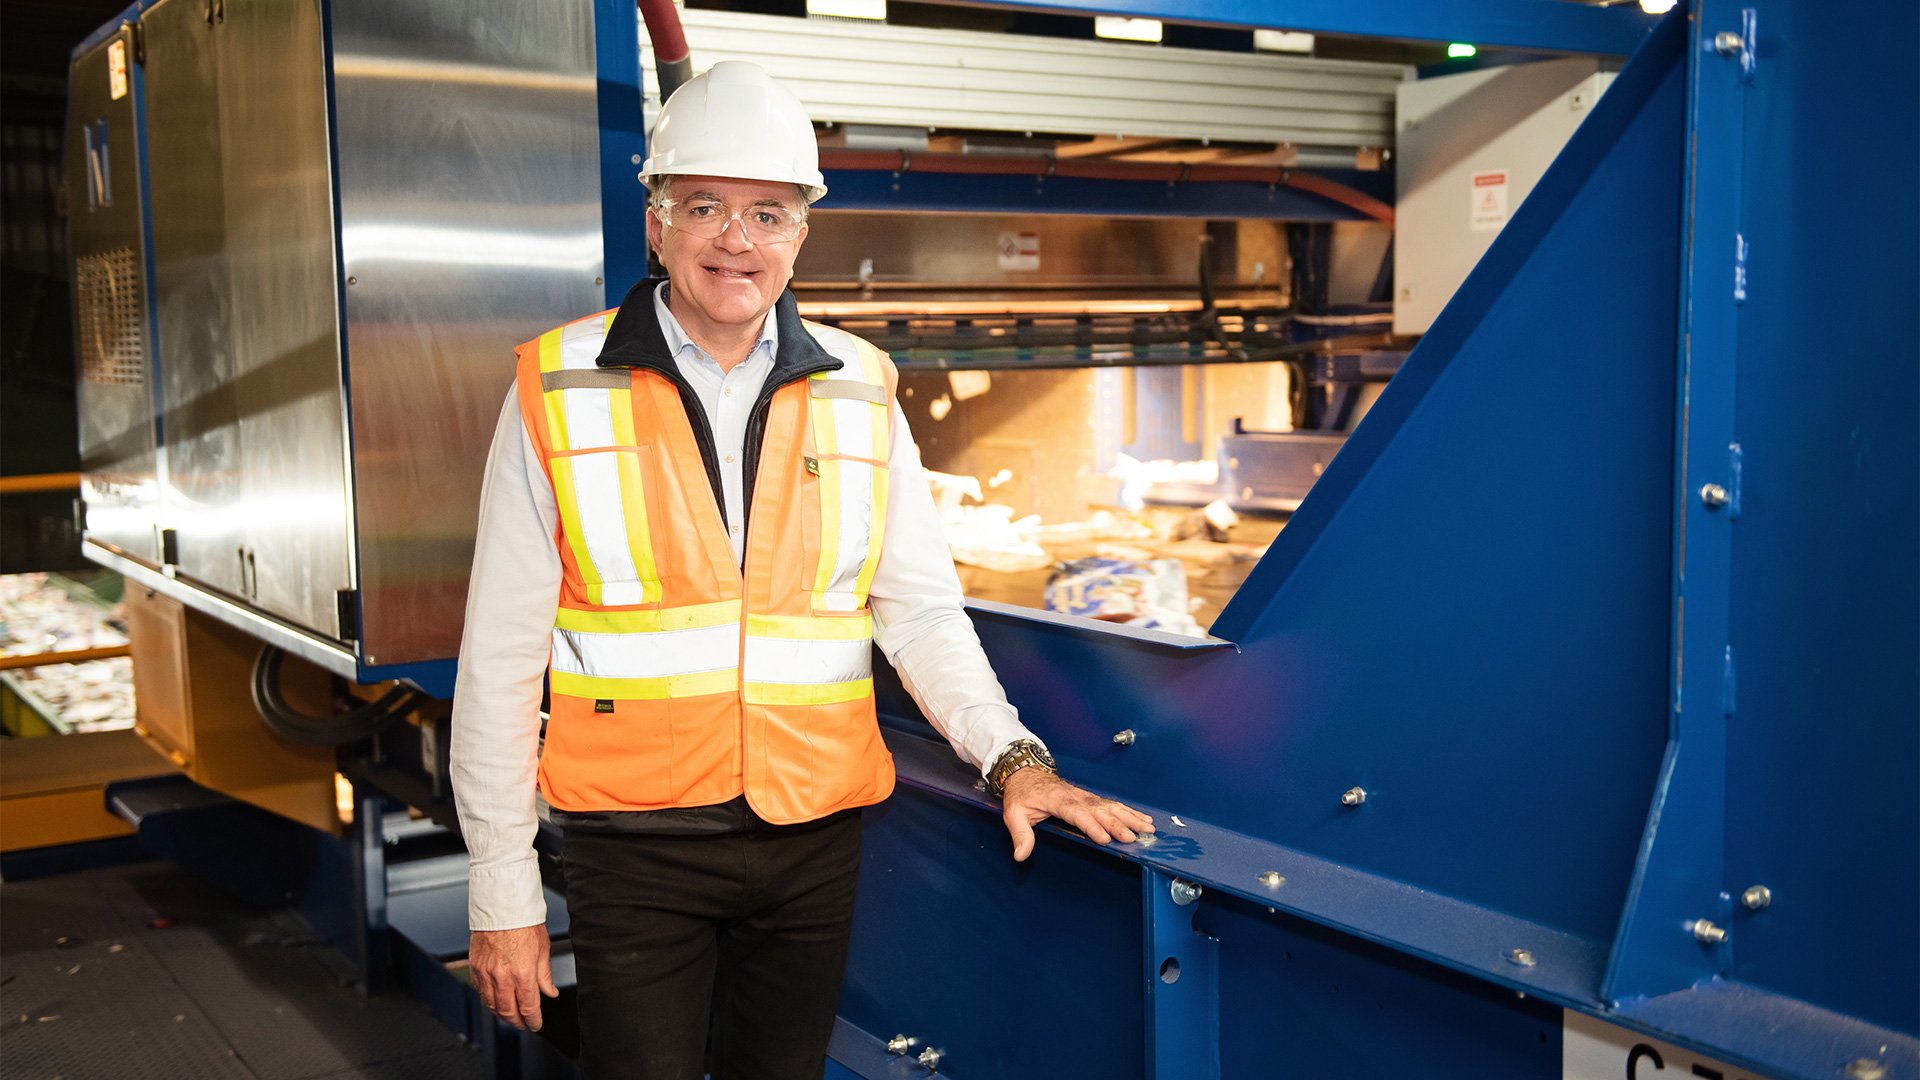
[819,455,876,612]
[810,379,886,405]
[742,635,873,685]
[543,369,631,392]
[551,621,741,680]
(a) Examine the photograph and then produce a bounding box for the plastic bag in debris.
[1044,557,1204,637]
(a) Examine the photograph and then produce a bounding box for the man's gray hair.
[646,176,811,215]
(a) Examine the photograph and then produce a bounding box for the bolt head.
[886,1035,913,1055]
[1845,1059,1887,1080]
[1169,879,1203,906]
[1113,729,1136,746]
[1700,482,1730,508]
[1714,30,1744,54]
[918,1047,942,1069]
[1507,948,1537,967]
[1257,871,1285,888]
[1690,919,1729,944]
[1341,786,1367,806]
[1741,885,1771,910]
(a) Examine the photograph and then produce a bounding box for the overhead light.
[1095,16,1163,43]
[1639,0,1678,11]
[807,0,885,19]
[1446,43,1477,58]
[1254,29,1315,54]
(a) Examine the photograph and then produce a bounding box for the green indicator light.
[1447,42,1477,58]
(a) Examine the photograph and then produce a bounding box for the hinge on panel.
[336,588,360,642]
[1713,9,1758,84]
[131,22,146,65]
[1726,443,1742,518]
[1733,233,1748,303]
[160,528,179,566]
[1721,645,1737,717]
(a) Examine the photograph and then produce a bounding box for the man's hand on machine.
[470,924,559,1031]
[1001,768,1156,862]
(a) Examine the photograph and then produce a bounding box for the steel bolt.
[1507,948,1537,967]
[1341,787,1367,807]
[1113,729,1136,746]
[1713,31,1745,54]
[1844,1059,1887,1080]
[1169,879,1203,906]
[1741,885,1772,910]
[1257,871,1285,888]
[887,1034,915,1055]
[918,1047,943,1072]
[1691,919,1729,944]
[1700,483,1730,508]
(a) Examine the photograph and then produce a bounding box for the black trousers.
[560,812,863,1080]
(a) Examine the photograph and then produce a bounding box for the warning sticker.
[997,231,1040,271]
[107,40,128,101]
[1470,169,1508,232]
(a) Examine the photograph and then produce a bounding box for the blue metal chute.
[860,3,1917,1075]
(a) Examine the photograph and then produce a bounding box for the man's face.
[645,175,809,331]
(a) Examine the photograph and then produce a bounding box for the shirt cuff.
[467,854,548,932]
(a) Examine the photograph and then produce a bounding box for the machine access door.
[142,0,355,641]
[67,23,159,563]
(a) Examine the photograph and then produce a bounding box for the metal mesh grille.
[75,246,146,385]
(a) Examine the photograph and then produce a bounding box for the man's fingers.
[539,960,559,999]
[1005,810,1036,862]
[516,975,544,1032]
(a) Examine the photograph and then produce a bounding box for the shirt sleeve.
[450,389,560,932]
[868,401,1042,776]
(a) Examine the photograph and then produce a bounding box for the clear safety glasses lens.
[661,200,805,244]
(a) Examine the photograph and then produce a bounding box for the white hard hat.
[641,61,827,203]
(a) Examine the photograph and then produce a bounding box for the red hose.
[815,148,1394,224]
[637,0,689,64]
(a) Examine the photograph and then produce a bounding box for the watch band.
[985,739,1057,797]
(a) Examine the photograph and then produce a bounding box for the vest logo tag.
[804,457,821,476]
[594,699,615,713]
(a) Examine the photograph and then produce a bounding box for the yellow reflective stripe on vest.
[743,678,873,707]
[552,668,738,701]
[557,599,741,635]
[805,330,891,613]
[542,314,660,606]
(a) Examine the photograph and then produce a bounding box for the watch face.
[1035,747,1057,768]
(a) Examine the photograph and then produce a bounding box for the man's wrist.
[986,738,1057,797]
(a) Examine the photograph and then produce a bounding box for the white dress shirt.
[451,284,1040,931]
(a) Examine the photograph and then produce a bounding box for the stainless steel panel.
[795,212,1287,300]
[220,0,353,635]
[648,10,1408,149]
[67,25,159,561]
[143,0,246,596]
[332,0,604,665]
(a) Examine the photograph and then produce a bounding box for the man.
[451,60,1153,1080]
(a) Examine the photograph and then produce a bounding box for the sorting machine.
[53,1,1918,1078]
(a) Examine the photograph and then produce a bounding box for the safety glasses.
[656,197,806,244]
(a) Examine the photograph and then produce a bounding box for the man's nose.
[714,213,756,253]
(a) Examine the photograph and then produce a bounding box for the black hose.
[250,644,421,746]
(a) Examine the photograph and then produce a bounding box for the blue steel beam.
[902,0,1656,55]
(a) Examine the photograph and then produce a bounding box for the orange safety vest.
[513,302,899,825]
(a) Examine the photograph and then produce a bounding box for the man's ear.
[645,208,663,255]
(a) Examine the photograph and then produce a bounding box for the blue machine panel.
[842,786,1146,1080]
[1714,0,1919,1036]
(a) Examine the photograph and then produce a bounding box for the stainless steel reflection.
[794,212,1286,302]
[143,0,354,636]
[332,0,603,665]
[222,0,354,636]
[67,24,159,561]
[144,0,245,597]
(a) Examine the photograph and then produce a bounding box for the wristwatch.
[985,739,1057,797]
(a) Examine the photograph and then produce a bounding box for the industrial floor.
[0,858,485,1080]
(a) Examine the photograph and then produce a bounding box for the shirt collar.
[653,281,780,370]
